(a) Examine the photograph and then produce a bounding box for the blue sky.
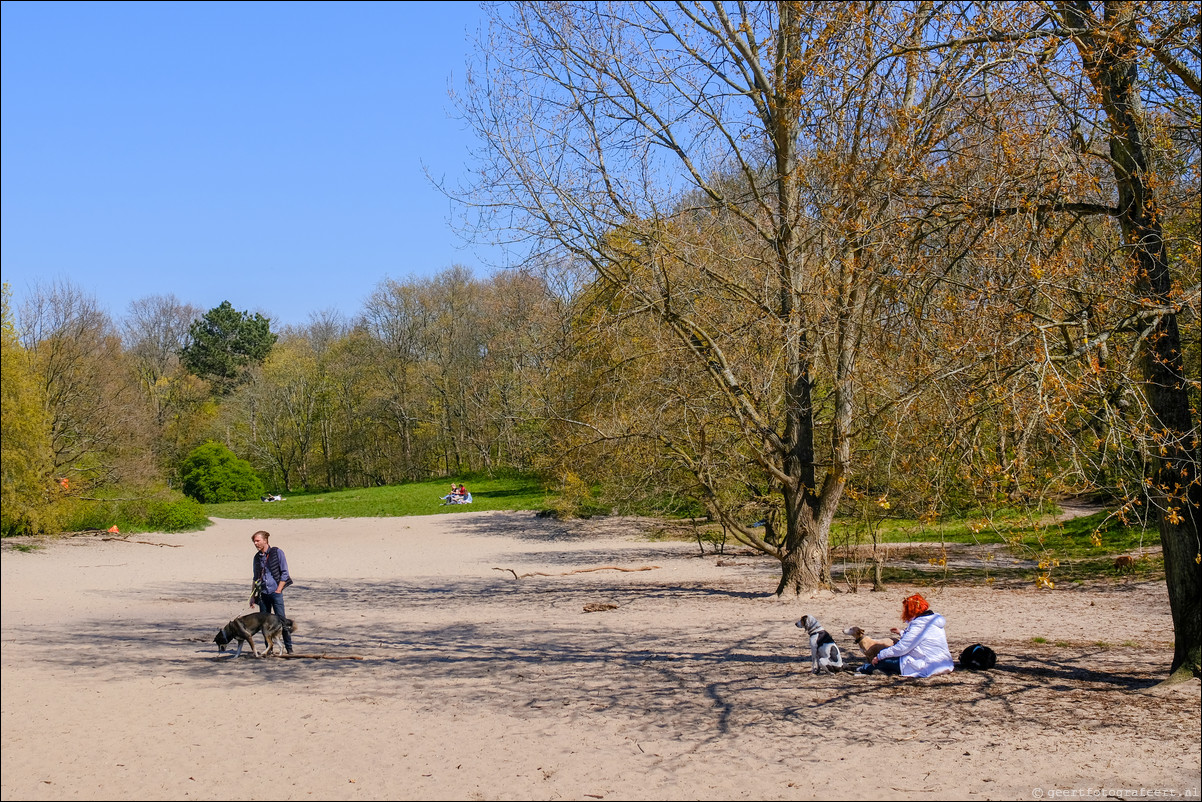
[2,0,502,328]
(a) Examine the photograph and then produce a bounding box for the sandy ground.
[2,511,1199,801]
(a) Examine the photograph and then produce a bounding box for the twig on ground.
[492,565,660,580]
[101,537,181,548]
[278,653,364,660]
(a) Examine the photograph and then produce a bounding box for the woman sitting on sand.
[857,593,954,677]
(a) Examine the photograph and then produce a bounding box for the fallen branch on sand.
[492,565,659,580]
[101,537,182,548]
[278,653,364,660]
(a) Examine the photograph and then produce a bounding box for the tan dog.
[843,626,898,660]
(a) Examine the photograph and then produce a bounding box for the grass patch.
[866,563,1028,585]
[204,474,549,520]
[1031,637,1049,644]
[1009,510,1155,558]
[1060,552,1163,579]
[832,506,1155,562]
[833,503,1060,547]
[6,542,40,553]
[856,552,1163,587]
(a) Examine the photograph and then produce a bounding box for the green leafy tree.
[179,441,264,503]
[1,285,56,535]
[180,301,277,394]
[240,335,325,492]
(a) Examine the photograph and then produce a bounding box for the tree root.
[1149,663,1202,691]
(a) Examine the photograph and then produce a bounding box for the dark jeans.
[875,656,902,675]
[257,592,293,652]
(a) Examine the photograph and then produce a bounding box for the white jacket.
[877,611,954,677]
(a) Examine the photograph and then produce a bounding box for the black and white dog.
[796,615,844,674]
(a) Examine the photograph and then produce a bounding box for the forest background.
[1,1,1198,677]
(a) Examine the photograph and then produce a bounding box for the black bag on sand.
[959,643,997,670]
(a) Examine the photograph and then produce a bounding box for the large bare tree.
[457,1,1005,593]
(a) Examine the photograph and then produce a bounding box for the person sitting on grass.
[441,483,471,505]
[856,593,954,677]
[440,484,472,505]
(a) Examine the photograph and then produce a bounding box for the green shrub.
[179,442,263,503]
[63,501,111,532]
[539,471,611,519]
[58,488,211,533]
[145,496,209,531]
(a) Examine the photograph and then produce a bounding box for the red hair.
[902,594,930,622]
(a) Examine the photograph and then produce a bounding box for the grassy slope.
[203,475,547,520]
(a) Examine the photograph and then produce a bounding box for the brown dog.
[843,626,898,660]
[1114,555,1136,574]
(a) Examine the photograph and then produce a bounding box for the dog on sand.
[842,625,898,660]
[796,615,844,674]
[214,612,295,658]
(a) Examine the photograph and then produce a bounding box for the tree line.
[2,267,567,526]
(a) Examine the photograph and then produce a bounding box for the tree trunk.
[776,471,839,594]
[775,514,829,595]
[771,2,836,595]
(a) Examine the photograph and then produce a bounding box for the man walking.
[250,530,293,654]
